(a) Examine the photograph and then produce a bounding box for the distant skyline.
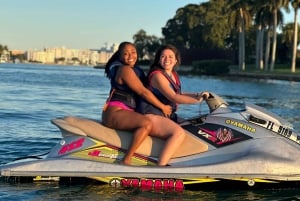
[0,0,296,51]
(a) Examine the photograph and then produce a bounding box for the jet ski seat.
[51,117,208,159]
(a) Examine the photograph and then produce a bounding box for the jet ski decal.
[183,123,252,147]
[248,115,300,145]
[200,127,235,144]
[58,137,85,155]
[71,143,158,166]
[225,119,256,133]
[100,177,276,191]
[118,178,184,192]
[96,177,185,192]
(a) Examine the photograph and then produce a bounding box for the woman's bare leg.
[146,114,186,166]
[122,122,151,165]
[102,107,153,165]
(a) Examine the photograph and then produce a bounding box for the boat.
[1,92,300,191]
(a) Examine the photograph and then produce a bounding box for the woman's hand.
[161,104,172,117]
[196,91,210,102]
[201,91,210,100]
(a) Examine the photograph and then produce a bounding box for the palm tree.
[282,23,297,58]
[255,3,266,70]
[267,0,290,72]
[255,19,264,70]
[255,4,274,71]
[290,0,300,73]
[255,1,286,72]
[227,0,252,71]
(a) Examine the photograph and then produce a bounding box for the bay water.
[1,63,300,200]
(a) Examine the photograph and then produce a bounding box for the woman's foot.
[121,157,131,165]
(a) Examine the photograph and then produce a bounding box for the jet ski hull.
[2,157,300,190]
[2,93,300,190]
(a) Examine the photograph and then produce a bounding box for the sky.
[0,0,295,51]
[0,0,207,50]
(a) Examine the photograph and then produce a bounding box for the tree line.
[133,0,300,73]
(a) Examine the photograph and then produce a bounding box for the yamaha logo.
[109,178,184,191]
[109,178,121,188]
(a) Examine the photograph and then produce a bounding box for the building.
[26,44,118,65]
[0,50,10,63]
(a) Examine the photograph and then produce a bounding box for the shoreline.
[176,65,300,82]
[227,71,300,82]
[12,63,298,82]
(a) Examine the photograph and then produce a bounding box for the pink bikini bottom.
[107,101,134,111]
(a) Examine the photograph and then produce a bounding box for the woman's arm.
[119,65,172,116]
[182,91,209,101]
[150,73,207,104]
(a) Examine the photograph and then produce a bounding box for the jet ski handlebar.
[205,92,229,112]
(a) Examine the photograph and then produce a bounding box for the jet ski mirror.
[206,93,229,112]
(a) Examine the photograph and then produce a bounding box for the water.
[1,63,300,200]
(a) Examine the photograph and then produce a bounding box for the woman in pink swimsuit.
[101,42,172,165]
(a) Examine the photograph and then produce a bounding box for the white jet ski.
[1,92,300,190]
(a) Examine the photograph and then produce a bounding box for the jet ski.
[1,92,300,190]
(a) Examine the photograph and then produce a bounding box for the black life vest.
[107,61,146,109]
[136,69,181,121]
